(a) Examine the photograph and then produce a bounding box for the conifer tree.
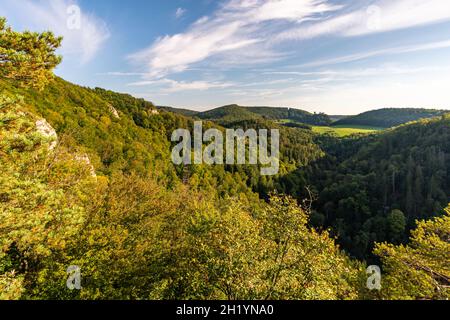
[0,17,62,90]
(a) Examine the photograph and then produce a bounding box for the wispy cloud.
[299,39,450,68]
[277,0,450,41]
[128,78,234,92]
[175,7,187,19]
[0,0,110,63]
[129,0,450,79]
[129,0,339,78]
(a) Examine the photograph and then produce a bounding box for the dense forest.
[333,108,447,128]
[1,17,449,300]
[279,116,450,260]
[157,105,200,117]
[193,104,332,126]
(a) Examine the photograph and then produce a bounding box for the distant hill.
[157,106,199,117]
[247,106,331,125]
[333,108,447,128]
[197,104,332,126]
[281,113,450,259]
[197,104,263,124]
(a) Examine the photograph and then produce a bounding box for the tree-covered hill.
[197,104,332,126]
[247,106,332,126]
[197,104,264,124]
[0,88,363,299]
[157,105,199,117]
[280,114,450,260]
[0,78,363,300]
[1,16,448,300]
[333,108,447,128]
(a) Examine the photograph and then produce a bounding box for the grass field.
[276,119,384,137]
[312,125,384,137]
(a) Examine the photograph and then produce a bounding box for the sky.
[2,0,450,114]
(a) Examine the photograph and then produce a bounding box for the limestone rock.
[74,153,97,177]
[108,104,120,119]
[35,119,57,150]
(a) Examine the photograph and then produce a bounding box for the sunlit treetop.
[0,17,62,90]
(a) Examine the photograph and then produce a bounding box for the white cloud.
[175,7,187,19]
[299,39,450,68]
[278,0,450,41]
[0,0,110,64]
[223,0,341,22]
[129,0,339,78]
[130,0,450,80]
[263,65,441,78]
[128,78,234,92]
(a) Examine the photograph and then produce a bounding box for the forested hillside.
[157,105,199,117]
[1,71,366,300]
[197,104,332,126]
[247,106,331,126]
[279,115,450,259]
[333,108,446,128]
[1,17,448,300]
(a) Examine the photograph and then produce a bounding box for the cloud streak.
[129,0,339,78]
[277,0,450,41]
[298,39,450,68]
[129,0,450,79]
[128,78,234,93]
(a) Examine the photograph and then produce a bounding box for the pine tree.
[0,17,62,90]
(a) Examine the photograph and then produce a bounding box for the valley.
[1,14,449,301]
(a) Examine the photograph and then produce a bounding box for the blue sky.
[2,0,450,114]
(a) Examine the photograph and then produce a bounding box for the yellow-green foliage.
[0,18,62,90]
[374,205,450,300]
[151,194,362,300]
[1,17,448,301]
[0,92,362,300]
[312,125,381,137]
[0,93,96,298]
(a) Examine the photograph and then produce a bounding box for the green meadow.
[312,125,384,137]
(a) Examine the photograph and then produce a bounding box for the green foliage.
[374,204,450,300]
[312,125,382,137]
[157,105,200,117]
[152,194,361,300]
[0,89,362,300]
[197,104,332,126]
[197,104,264,125]
[0,17,62,90]
[0,93,95,299]
[333,108,446,128]
[248,106,331,126]
[1,19,448,301]
[0,77,178,180]
[281,116,450,260]
[387,209,406,242]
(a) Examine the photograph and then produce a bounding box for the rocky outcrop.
[108,104,120,119]
[35,119,57,150]
[74,153,97,177]
[35,117,96,177]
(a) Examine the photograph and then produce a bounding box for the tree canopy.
[0,17,62,90]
